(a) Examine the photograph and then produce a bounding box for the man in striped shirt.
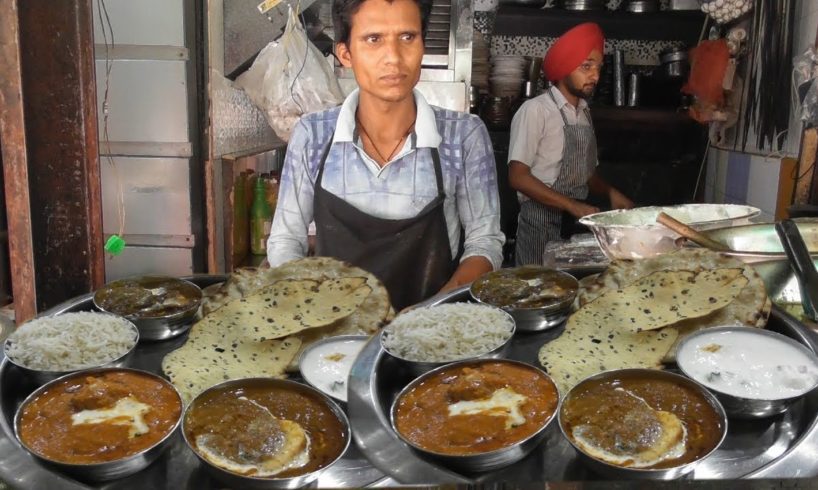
[267,0,504,309]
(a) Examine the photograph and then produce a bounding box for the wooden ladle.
[656,212,732,252]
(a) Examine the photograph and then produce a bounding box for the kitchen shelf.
[493,6,705,44]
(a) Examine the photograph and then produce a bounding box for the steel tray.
[347,278,818,484]
[0,275,391,489]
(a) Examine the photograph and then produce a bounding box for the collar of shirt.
[549,85,589,120]
[331,89,442,175]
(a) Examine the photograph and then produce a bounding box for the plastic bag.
[235,7,344,141]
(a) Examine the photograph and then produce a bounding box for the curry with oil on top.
[95,276,201,318]
[184,384,348,478]
[471,267,577,309]
[560,376,724,469]
[17,370,182,464]
[394,361,559,455]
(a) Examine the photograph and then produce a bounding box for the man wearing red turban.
[508,22,633,265]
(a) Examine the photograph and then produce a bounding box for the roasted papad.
[576,248,770,361]
[200,257,393,368]
[165,267,381,403]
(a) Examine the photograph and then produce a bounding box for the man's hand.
[609,188,634,210]
[568,200,600,219]
[438,256,493,294]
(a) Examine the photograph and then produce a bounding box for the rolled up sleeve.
[507,100,545,167]
[267,120,316,267]
[457,119,505,270]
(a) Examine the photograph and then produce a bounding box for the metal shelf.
[494,6,705,44]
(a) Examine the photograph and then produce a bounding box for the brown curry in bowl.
[16,369,182,464]
[560,371,725,470]
[392,360,559,455]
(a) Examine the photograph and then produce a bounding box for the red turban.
[543,23,605,82]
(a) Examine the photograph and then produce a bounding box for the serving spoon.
[655,212,732,252]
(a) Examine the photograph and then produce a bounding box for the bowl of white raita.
[676,326,818,419]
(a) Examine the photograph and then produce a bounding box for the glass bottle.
[250,176,273,255]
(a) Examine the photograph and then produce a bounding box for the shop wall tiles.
[706,148,784,221]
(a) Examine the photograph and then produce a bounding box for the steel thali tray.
[0,275,391,489]
[347,272,818,483]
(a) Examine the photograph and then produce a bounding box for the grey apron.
[515,89,597,266]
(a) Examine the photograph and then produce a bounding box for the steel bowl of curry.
[558,368,728,480]
[93,275,202,341]
[470,266,579,331]
[182,378,350,489]
[13,367,183,481]
[390,358,560,473]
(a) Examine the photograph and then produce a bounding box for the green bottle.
[250,176,273,255]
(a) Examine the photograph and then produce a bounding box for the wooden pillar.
[0,0,37,322]
[12,0,104,315]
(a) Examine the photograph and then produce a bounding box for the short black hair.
[332,0,433,47]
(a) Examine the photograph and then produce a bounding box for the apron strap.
[547,88,570,127]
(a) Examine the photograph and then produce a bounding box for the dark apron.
[515,89,597,266]
[313,143,456,311]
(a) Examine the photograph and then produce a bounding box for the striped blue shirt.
[267,89,505,270]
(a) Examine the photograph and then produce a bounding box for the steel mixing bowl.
[558,368,728,480]
[13,367,182,481]
[182,378,351,489]
[676,326,818,419]
[3,313,139,386]
[93,275,202,341]
[379,305,516,377]
[470,267,578,332]
[579,204,760,260]
[390,358,559,473]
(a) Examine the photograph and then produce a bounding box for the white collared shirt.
[507,86,594,202]
[331,88,442,175]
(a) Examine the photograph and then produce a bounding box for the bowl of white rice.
[3,312,139,385]
[380,303,516,376]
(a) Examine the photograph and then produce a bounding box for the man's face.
[563,49,603,100]
[336,0,424,104]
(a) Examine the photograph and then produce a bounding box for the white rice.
[5,312,138,371]
[382,303,514,362]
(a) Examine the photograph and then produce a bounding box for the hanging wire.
[288,2,310,114]
[96,0,126,243]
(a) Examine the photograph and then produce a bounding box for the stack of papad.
[579,248,769,360]
[539,248,771,395]
[201,257,393,368]
[164,275,373,403]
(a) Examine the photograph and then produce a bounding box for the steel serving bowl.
[558,368,728,480]
[390,358,560,473]
[3,313,139,386]
[298,334,370,403]
[702,219,818,263]
[676,326,818,419]
[13,367,182,481]
[182,378,351,489]
[579,204,761,260]
[93,275,202,341]
[470,267,578,332]
[379,306,516,377]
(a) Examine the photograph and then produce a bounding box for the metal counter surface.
[347,284,818,484]
[0,275,393,489]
